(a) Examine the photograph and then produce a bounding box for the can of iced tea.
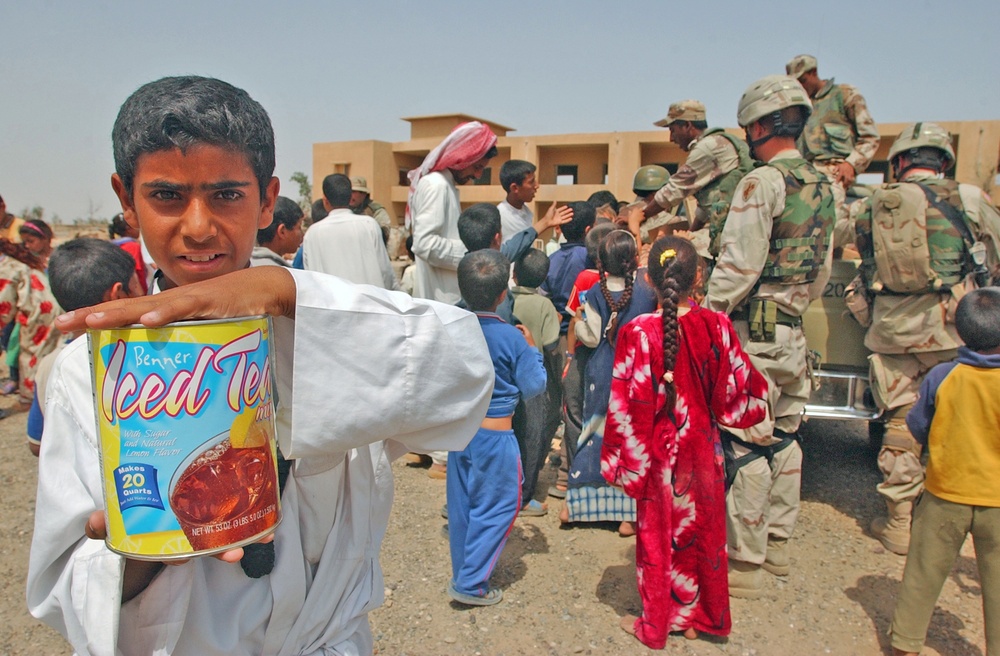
[89,316,281,560]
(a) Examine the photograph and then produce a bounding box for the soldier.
[786,54,880,246]
[706,75,836,598]
[638,100,755,257]
[849,122,1000,555]
[624,164,672,244]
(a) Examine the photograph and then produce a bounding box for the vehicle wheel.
[868,421,885,456]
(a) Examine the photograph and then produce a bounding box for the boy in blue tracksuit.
[448,249,546,606]
[890,287,1000,655]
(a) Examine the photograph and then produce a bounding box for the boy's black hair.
[48,238,136,311]
[311,198,328,223]
[457,203,502,252]
[458,249,510,312]
[112,76,275,200]
[513,248,550,289]
[500,160,536,192]
[322,174,352,207]
[956,287,1000,351]
[586,190,618,211]
[584,222,616,268]
[258,196,303,245]
[561,201,596,242]
[108,213,130,239]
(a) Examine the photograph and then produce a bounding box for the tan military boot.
[762,537,790,576]
[728,560,763,599]
[870,500,912,555]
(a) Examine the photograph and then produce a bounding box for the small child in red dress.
[602,236,768,649]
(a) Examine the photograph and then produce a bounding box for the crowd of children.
[17,75,998,656]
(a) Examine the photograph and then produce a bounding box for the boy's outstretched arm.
[55,267,297,331]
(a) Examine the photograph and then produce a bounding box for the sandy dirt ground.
[2,404,986,655]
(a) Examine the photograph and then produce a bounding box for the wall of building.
[313,118,1000,228]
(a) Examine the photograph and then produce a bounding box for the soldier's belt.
[731,305,802,327]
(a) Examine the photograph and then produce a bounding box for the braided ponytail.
[597,230,639,344]
[647,237,699,407]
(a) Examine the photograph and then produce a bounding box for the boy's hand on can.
[56,268,297,332]
[84,510,271,565]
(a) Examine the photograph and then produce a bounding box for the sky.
[1,0,998,223]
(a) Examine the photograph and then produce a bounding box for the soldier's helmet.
[736,75,812,127]
[632,165,670,192]
[888,122,956,167]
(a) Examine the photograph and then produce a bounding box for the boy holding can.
[27,76,494,655]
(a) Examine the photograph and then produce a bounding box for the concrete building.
[312,114,1000,228]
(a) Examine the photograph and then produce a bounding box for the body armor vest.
[696,128,756,257]
[798,81,855,162]
[760,158,835,285]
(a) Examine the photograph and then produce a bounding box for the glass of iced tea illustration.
[169,416,279,552]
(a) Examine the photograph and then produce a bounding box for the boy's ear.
[491,233,502,250]
[258,176,281,230]
[103,281,127,303]
[111,174,139,232]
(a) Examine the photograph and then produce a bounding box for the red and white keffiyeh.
[404,121,497,229]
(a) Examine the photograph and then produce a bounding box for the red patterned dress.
[0,255,61,404]
[602,306,767,649]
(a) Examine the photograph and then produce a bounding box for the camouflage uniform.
[707,150,835,569]
[653,129,754,257]
[787,56,880,248]
[853,169,1000,552]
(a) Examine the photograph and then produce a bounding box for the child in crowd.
[27,75,493,655]
[26,238,143,455]
[552,221,615,499]
[448,249,546,605]
[109,213,149,293]
[603,236,767,649]
[252,196,304,267]
[400,235,417,295]
[542,201,595,335]
[510,248,562,514]
[19,218,54,268]
[0,237,60,409]
[563,229,658,533]
[498,160,539,243]
[455,203,564,511]
[890,287,1000,656]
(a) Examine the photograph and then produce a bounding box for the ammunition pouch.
[733,299,802,343]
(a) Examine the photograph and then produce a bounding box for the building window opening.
[556,165,578,185]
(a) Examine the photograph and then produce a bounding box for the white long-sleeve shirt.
[409,170,466,304]
[27,269,493,655]
[302,209,399,290]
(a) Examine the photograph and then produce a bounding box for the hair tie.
[659,248,676,266]
[20,222,47,238]
[662,370,674,383]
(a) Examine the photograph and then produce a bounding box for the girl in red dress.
[602,236,767,649]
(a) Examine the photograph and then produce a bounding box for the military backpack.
[857,178,985,294]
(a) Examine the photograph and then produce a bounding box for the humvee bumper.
[804,367,881,420]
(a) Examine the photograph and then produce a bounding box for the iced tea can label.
[89,316,281,560]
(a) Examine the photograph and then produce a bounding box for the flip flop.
[519,499,548,517]
[0,408,11,420]
[447,582,503,606]
[0,380,17,395]
[547,485,566,499]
